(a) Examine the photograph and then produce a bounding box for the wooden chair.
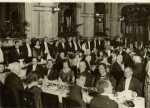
[62,97,81,108]
[19,90,37,108]
[41,92,60,108]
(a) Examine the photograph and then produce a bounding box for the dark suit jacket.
[90,40,97,50]
[5,73,24,108]
[10,47,23,63]
[78,69,94,87]
[97,40,104,50]
[65,41,74,53]
[69,84,86,107]
[44,67,58,80]
[26,64,44,76]
[91,53,97,65]
[111,62,124,86]
[76,42,82,52]
[90,95,119,108]
[58,42,66,53]
[117,77,142,96]
[86,41,92,50]
[41,42,52,59]
[122,52,134,68]
[95,73,116,90]
[56,55,63,70]
[21,44,33,59]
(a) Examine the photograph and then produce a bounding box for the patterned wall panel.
[84,17,94,37]
[110,20,118,36]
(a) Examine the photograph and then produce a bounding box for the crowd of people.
[0,35,150,108]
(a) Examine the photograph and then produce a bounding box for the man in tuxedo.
[78,61,94,87]
[21,38,32,63]
[10,41,23,63]
[90,79,119,108]
[123,48,134,68]
[77,38,82,52]
[91,37,97,51]
[0,41,4,64]
[117,67,142,96]
[65,36,74,53]
[69,75,86,107]
[97,36,104,50]
[72,36,78,52]
[86,38,92,51]
[41,36,53,60]
[58,37,66,53]
[95,63,116,90]
[91,48,97,65]
[26,58,44,76]
[5,62,24,107]
[44,59,58,80]
[111,54,124,87]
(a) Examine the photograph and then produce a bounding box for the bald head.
[9,62,21,75]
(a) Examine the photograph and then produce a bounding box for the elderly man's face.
[99,65,106,75]
[124,68,132,78]
[77,76,86,87]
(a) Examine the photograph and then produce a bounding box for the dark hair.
[35,39,40,44]
[15,41,19,44]
[99,63,107,69]
[47,59,53,63]
[26,71,42,83]
[96,79,109,94]
[62,59,70,67]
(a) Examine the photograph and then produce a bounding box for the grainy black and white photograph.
[0,1,149,108]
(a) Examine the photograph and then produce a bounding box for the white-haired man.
[5,62,24,108]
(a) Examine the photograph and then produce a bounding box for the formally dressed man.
[77,38,82,52]
[86,38,92,51]
[117,67,142,96]
[5,62,24,108]
[91,37,97,51]
[58,37,66,53]
[44,59,58,80]
[10,41,23,63]
[72,36,78,52]
[97,36,104,50]
[78,61,94,87]
[65,36,74,53]
[26,58,44,76]
[0,41,4,63]
[21,38,32,63]
[90,79,119,108]
[69,76,86,107]
[41,36,53,60]
[122,48,134,68]
[111,54,124,87]
[85,55,92,70]
[91,48,97,65]
[95,63,116,90]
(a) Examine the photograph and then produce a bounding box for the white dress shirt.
[16,48,20,55]
[61,43,65,49]
[88,41,90,49]
[44,41,49,53]
[47,69,51,77]
[125,77,132,90]
[32,65,37,71]
[73,41,77,50]
[0,48,4,62]
[69,42,72,48]
[94,41,96,48]
[98,40,101,45]
[26,44,32,57]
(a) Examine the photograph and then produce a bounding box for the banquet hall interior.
[0,2,150,108]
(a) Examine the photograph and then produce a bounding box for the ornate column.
[110,3,118,38]
[25,3,58,39]
[82,3,94,38]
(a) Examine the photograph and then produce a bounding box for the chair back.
[62,97,81,108]
[19,90,37,108]
[41,92,59,108]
